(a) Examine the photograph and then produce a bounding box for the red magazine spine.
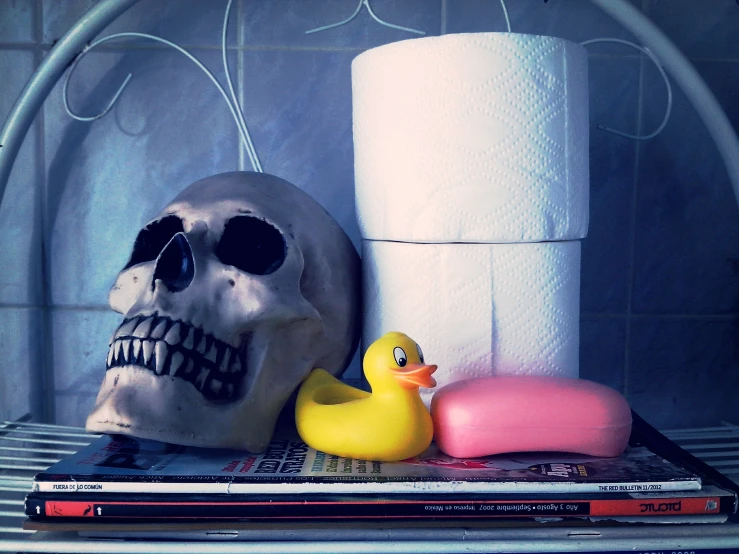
[27,495,729,520]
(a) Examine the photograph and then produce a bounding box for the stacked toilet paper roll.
[352,33,590,403]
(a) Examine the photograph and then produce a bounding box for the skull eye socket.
[124,215,185,270]
[216,215,286,275]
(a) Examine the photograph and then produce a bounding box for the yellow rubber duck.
[295,332,437,462]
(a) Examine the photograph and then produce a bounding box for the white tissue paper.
[362,240,581,406]
[352,33,589,243]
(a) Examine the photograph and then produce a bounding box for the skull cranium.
[86,172,361,452]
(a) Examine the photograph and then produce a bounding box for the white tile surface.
[0,49,42,305]
[54,393,99,427]
[51,308,122,394]
[0,308,41,421]
[42,0,231,46]
[44,48,240,306]
[51,308,120,426]
[0,0,34,43]
[241,48,360,250]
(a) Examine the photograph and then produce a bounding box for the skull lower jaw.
[86,366,276,452]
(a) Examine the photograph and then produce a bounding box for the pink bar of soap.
[430,376,632,458]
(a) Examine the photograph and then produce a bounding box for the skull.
[86,172,361,452]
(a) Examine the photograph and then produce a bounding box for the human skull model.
[86,172,361,452]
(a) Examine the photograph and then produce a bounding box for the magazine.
[32,432,702,495]
[23,515,735,540]
[25,484,736,521]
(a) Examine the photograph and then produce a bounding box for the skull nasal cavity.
[216,216,286,275]
[152,233,195,292]
[125,215,185,269]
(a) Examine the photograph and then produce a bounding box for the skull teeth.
[195,368,210,390]
[155,342,168,375]
[132,339,142,361]
[142,340,155,365]
[116,318,138,338]
[182,328,195,350]
[219,349,231,373]
[123,340,132,363]
[150,320,168,340]
[170,351,185,376]
[204,344,217,364]
[107,314,244,401]
[132,317,153,339]
[164,323,181,345]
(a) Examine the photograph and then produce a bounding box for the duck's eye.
[393,347,407,367]
[416,343,424,363]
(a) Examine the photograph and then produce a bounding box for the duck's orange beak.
[391,363,437,390]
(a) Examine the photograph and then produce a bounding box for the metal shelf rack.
[2,418,739,553]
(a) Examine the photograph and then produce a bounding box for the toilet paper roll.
[352,33,589,243]
[362,240,581,406]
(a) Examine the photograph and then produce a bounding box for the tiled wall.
[1,0,738,430]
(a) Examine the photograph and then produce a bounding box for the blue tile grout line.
[39,0,55,425]
[3,306,737,318]
[440,0,447,35]
[32,0,54,424]
[0,305,109,311]
[34,43,370,53]
[0,43,38,50]
[623,51,649,399]
[237,0,246,173]
[3,45,739,64]
[581,313,739,320]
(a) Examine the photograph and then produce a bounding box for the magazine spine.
[25,494,730,519]
[32,478,702,495]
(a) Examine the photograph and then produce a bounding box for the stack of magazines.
[22,412,739,533]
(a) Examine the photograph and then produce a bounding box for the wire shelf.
[1,419,739,553]
[662,423,739,481]
[0,420,95,543]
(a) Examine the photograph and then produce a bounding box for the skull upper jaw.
[87,320,324,452]
[86,366,282,452]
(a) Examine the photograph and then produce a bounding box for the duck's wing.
[296,369,374,457]
[299,368,370,405]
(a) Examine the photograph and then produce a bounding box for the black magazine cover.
[25,484,737,521]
